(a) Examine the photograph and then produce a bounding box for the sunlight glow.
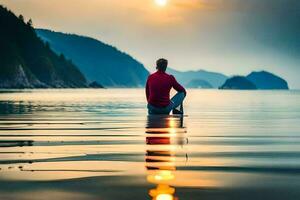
[156,194,173,200]
[155,0,168,7]
[149,184,175,200]
[154,170,175,181]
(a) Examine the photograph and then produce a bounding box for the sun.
[155,0,168,7]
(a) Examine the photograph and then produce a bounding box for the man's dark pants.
[147,92,185,115]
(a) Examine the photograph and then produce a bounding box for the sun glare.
[155,0,168,7]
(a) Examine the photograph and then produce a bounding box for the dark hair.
[156,58,168,72]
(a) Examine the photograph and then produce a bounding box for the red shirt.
[146,71,186,107]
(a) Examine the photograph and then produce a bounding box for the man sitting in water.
[146,58,186,115]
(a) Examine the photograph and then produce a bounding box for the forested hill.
[0,5,88,88]
[36,29,149,88]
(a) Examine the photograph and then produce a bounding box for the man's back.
[146,71,185,107]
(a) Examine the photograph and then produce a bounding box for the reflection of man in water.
[146,58,186,115]
[145,115,186,200]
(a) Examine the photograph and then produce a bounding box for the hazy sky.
[1,0,300,88]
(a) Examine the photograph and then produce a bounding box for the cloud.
[173,0,215,10]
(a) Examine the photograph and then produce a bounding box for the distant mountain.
[167,68,228,88]
[220,76,257,90]
[186,79,213,89]
[0,6,87,88]
[247,71,289,90]
[36,29,149,88]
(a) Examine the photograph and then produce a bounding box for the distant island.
[36,29,149,88]
[220,76,257,90]
[247,71,289,90]
[0,5,88,88]
[220,71,289,90]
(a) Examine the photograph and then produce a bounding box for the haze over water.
[0,89,300,200]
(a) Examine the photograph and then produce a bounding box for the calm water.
[0,89,300,200]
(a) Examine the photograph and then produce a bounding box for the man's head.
[156,58,168,72]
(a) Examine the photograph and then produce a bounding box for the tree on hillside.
[18,14,24,22]
[27,19,33,27]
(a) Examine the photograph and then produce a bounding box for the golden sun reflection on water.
[146,115,185,200]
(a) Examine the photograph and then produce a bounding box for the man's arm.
[145,78,150,102]
[171,75,186,95]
